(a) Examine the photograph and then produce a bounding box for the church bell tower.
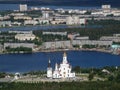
[47,59,52,78]
[63,52,68,64]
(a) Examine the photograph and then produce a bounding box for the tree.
[108,75,114,81]
[116,73,120,82]
[72,66,80,73]
[88,73,94,81]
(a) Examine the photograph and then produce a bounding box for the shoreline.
[36,48,112,53]
[0,48,113,55]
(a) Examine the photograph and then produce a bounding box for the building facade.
[66,16,86,25]
[4,43,35,50]
[15,33,36,41]
[19,4,27,11]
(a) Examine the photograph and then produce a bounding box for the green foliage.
[33,30,68,42]
[33,20,120,40]
[0,10,13,16]
[41,34,68,42]
[25,10,42,18]
[88,73,94,81]
[73,45,80,48]
[0,81,120,90]
[23,71,46,76]
[84,11,91,15]
[108,75,114,81]
[116,73,120,83]
[88,20,120,26]
[82,44,96,49]
[72,66,80,73]
[113,42,120,45]
[5,47,32,53]
[0,72,6,78]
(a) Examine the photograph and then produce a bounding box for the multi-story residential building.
[102,5,111,10]
[14,16,32,20]
[100,36,120,42]
[113,34,120,37]
[19,4,27,11]
[15,33,36,41]
[66,16,79,25]
[0,21,11,27]
[50,16,66,24]
[9,31,33,34]
[43,40,112,49]
[72,40,113,46]
[42,12,49,19]
[66,16,86,25]
[24,20,38,25]
[11,22,21,26]
[43,31,67,36]
[4,43,35,50]
[75,36,89,40]
[38,19,49,25]
[43,40,71,49]
[0,44,3,52]
[10,13,25,16]
[67,33,80,40]
[0,16,10,20]
[34,17,50,25]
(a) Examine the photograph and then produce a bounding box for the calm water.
[0,25,102,31]
[0,4,100,11]
[0,51,120,73]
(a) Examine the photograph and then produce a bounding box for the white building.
[43,40,71,49]
[14,72,21,80]
[24,20,38,25]
[42,12,49,19]
[19,4,27,11]
[72,40,112,46]
[4,43,35,50]
[102,5,111,10]
[38,19,49,25]
[0,21,11,27]
[15,33,36,41]
[66,16,86,25]
[47,52,75,79]
[75,36,89,40]
[14,16,32,20]
[66,16,79,25]
[100,36,120,42]
[80,18,86,25]
[43,31,67,36]
[9,31,33,34]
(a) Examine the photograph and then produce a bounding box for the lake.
[0,51,120,73]
[0,4,100,11]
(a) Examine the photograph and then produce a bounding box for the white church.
[47,52,75,79]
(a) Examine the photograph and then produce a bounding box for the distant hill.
[0,0,120,7]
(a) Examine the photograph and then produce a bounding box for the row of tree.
[0,81,120,90]
[5,47,32,53]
